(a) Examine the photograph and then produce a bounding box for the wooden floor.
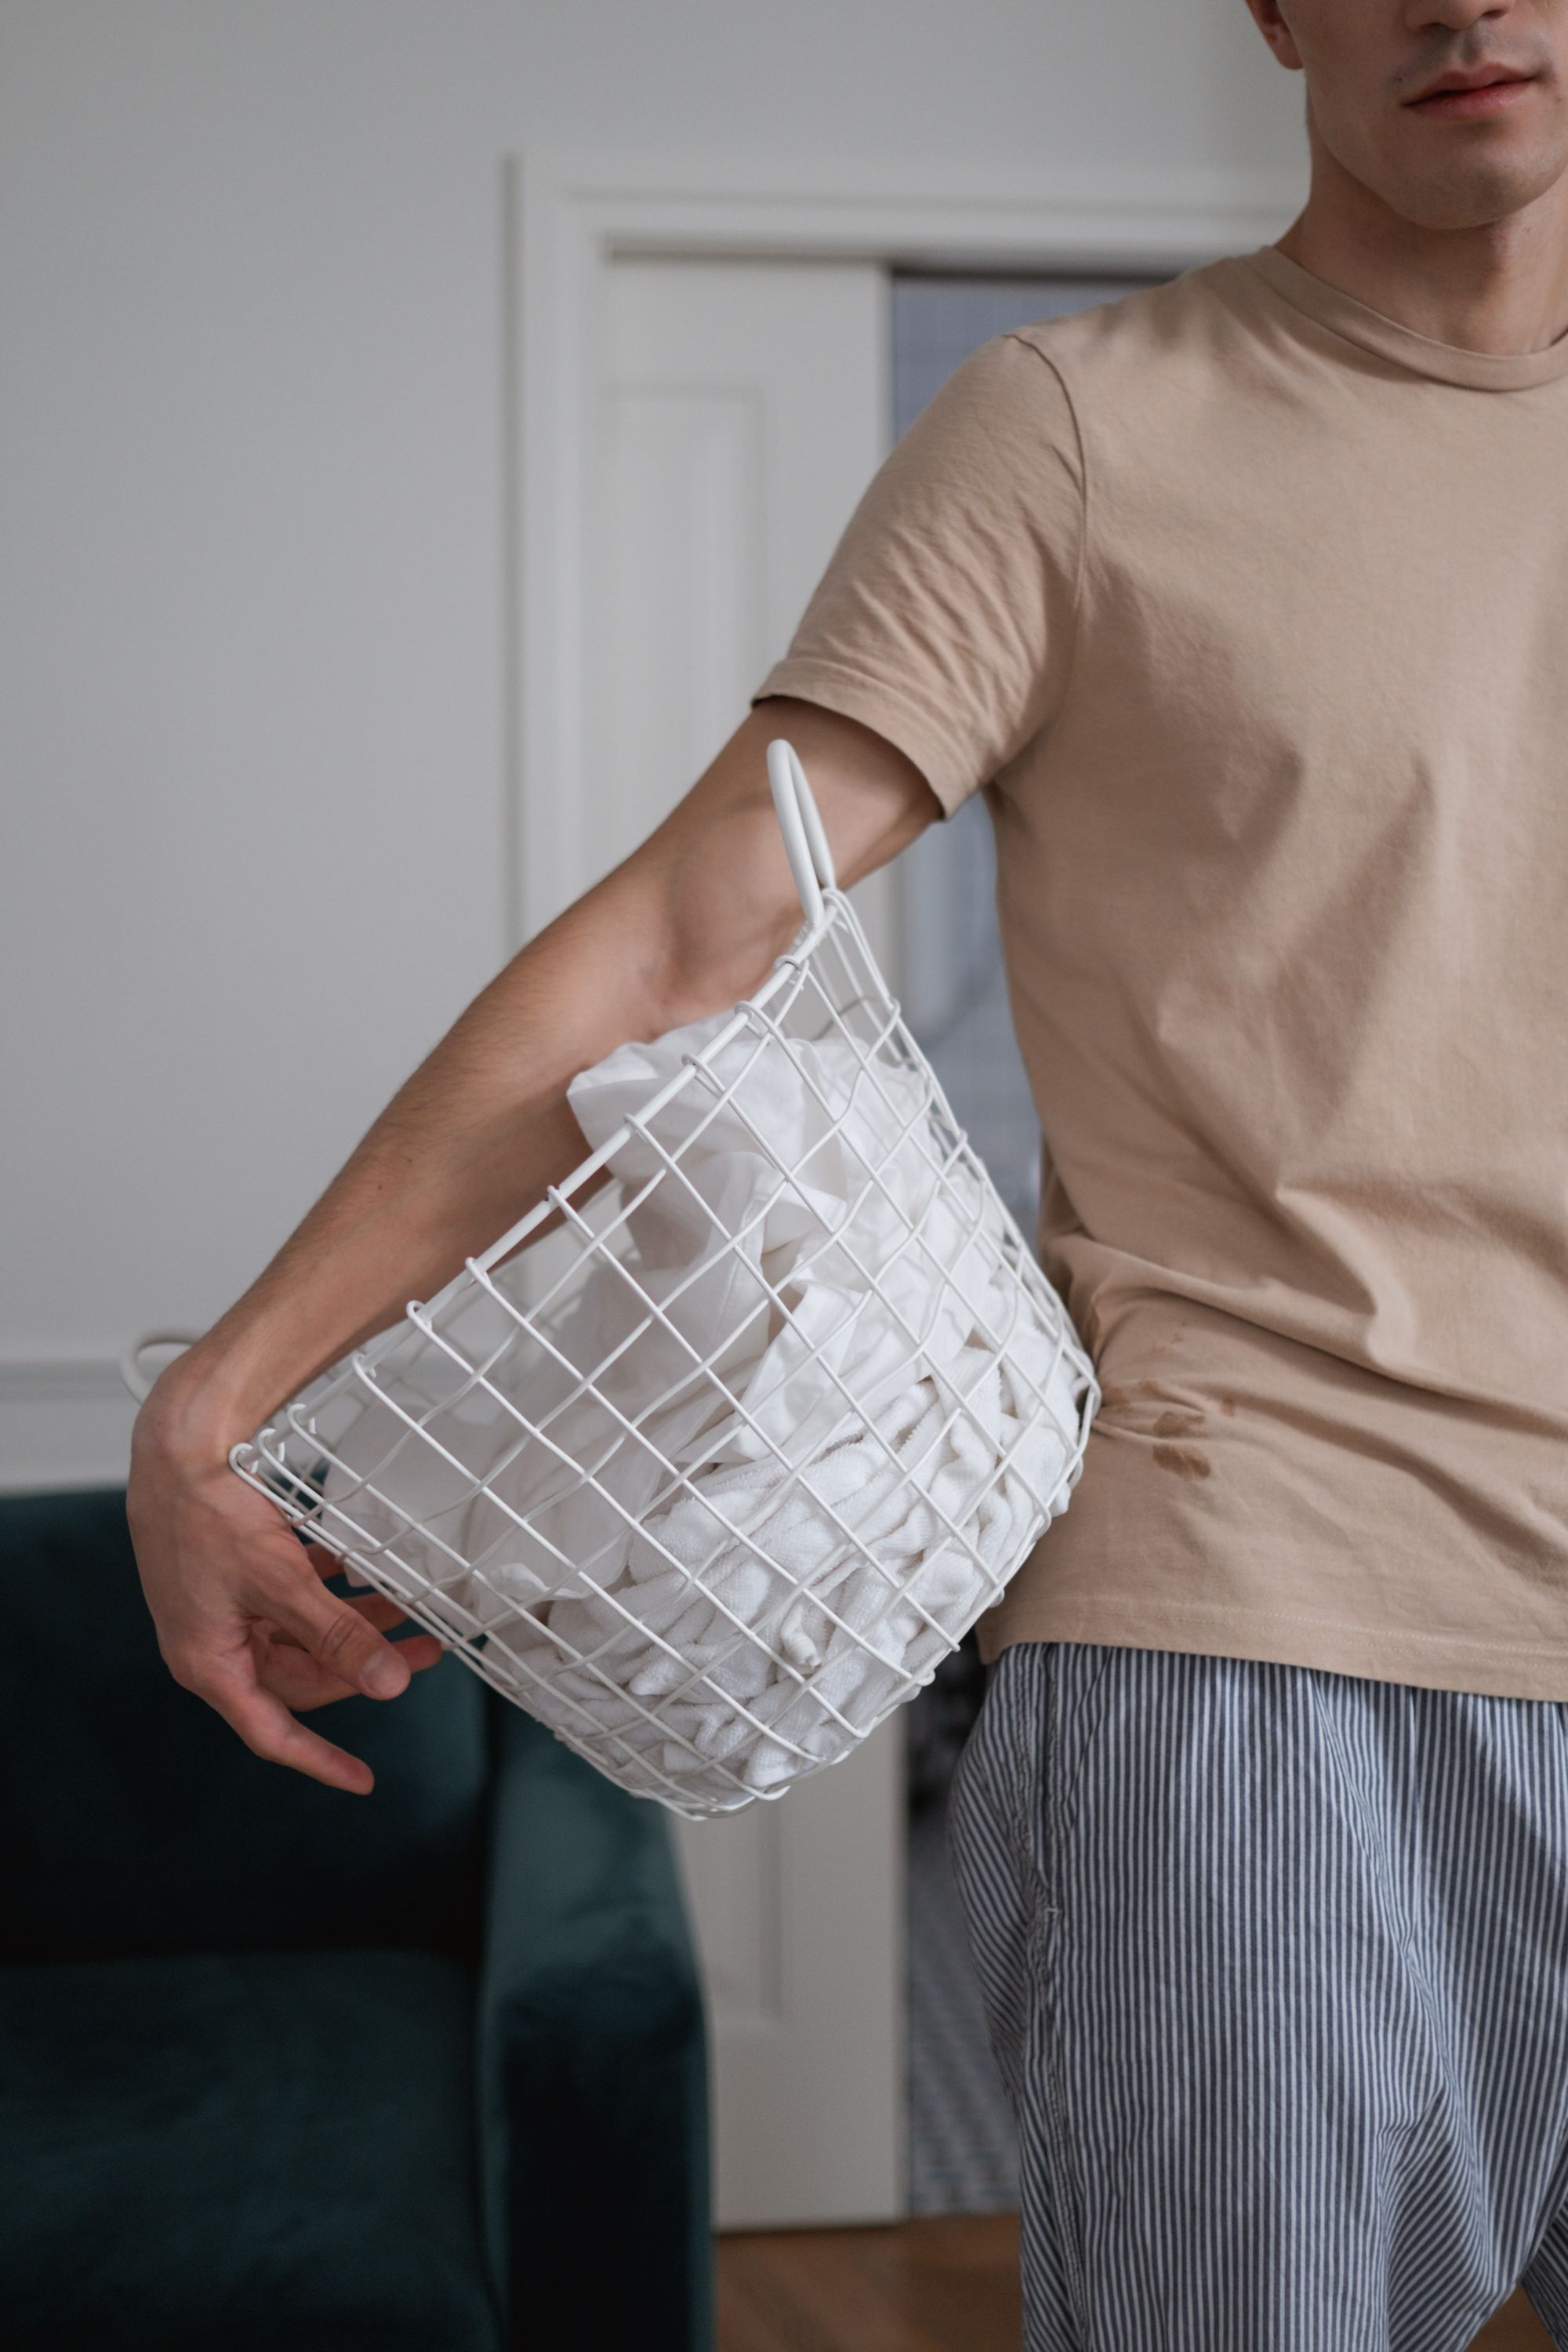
[715,2216,1555,2352]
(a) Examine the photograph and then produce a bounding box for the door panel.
[596,255,903,2228]
[594,256,898,971]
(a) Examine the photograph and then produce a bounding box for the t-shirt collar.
[1242,242,1568,391]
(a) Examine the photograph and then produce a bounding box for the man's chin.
[1378,142,1568,232]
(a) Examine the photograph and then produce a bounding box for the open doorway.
[894,270,1162,2217]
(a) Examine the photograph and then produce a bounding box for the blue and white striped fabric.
[947,1639,1568,2352]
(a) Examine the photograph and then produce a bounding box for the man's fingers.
[127,1441,428,1792]
[255,1628,445,1711]
[343,1592,426,1636]
[380,1632,444,1675]
[270,1592,427,1642]
[305,1543,362,1584]
[252,1567,412,1700]
[303,1548,423,1634]
[204,1675,376,1795]
[251,1638,358,1711]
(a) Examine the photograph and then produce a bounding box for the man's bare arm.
[127,699,939,1793]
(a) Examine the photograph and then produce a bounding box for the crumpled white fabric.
[318,1001,1093,1811]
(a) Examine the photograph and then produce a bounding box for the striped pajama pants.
[946,1640,1568,2352]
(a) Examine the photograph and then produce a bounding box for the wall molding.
[508,147,1304,947]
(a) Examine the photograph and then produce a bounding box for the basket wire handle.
[767,739,837,930]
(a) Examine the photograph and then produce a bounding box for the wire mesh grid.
[234,745,1098,1817]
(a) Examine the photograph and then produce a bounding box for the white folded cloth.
[318,1001,1092,1809]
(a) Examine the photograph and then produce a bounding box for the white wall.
[0,1,1304,1483]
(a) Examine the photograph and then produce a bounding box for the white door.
[586,254,906,2228]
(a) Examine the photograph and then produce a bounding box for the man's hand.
[128,1370,442,1795]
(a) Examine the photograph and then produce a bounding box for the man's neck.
[1278,140,1568,356]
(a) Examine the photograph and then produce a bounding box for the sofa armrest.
[475,1705,712,2352]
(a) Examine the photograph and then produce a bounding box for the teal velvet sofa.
[0,1487,713,2350]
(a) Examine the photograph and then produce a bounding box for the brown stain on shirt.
[1152,1410,1203,1438]
[1096,1379,1215,1479]
[1152,1443,1212,1481]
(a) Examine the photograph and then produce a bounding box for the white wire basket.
[232,742,1098,1817]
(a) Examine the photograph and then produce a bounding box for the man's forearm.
[151,848,753,1453]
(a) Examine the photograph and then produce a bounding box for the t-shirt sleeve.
[753,330,1084,816]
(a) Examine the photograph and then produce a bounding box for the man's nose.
[1402,0,1517,38]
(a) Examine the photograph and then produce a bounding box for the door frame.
[507,147,1299,942]
[508,151,1300,2227]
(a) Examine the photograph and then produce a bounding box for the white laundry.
[314,999,1094,1812]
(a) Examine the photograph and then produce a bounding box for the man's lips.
[1406,68,1537,120]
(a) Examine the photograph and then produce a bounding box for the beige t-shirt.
[755,248,1568,1700]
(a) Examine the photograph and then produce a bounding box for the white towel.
[319,1003,1091,1808]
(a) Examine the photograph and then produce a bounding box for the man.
[130,1,1568,2341]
